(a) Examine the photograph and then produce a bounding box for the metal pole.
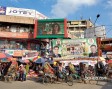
[94,14,100,76]
[94,14,100,36]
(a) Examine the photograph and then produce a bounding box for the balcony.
[101,44,112,51]
[68,24,87,27]
[0,31,33,39]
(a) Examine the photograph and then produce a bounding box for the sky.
[0,0,112,38]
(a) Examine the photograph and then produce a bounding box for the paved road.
[0,80,111,89]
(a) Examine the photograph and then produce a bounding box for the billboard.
[36,19,67,38]
[6,7,35,18]
[84,26,106,38]
[0,6,6,15]
[52,38,98,58]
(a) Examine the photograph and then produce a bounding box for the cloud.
[51,0,98,18]
[106,0,112,8]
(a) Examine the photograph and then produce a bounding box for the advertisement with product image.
[52,38,98,58]
[38,21,64,35]
[36,19,67,38]
[0,6,6,15]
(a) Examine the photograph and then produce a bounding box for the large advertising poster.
[36,19,67,38]
[84,26,106,38]
[0,6,6,15]
[52,38,98,58]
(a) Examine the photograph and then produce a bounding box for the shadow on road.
[101,81,112,89]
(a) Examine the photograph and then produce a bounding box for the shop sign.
[6,7,35,18]
[22,51,38,60]
[13,50,23,57]
[5,50,14,55]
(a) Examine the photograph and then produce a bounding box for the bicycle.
[42,71,73,86]
[57,71,73,86]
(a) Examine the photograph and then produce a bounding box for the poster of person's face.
[37,22,64,35]
[56,39,61,46]
[52,38,97,58]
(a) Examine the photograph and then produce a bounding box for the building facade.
[0,6,48,52]
[67,20,93,39]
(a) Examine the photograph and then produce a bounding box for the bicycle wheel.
[89,76,99,85]
[51,76,57,84]
[43,76,51,84]
[66,75,73,86]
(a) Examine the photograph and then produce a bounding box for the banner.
[60,60,97,67]
[5,50,14,55]
[0,6,6,15]
[13,50,23,57]
[5,50,38,58]
[6,7,35,18]
[52,38,97,58]
[22,50,38,60]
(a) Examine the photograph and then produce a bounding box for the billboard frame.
[34,18,67,39]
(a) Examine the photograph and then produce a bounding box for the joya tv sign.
[0,6,48,19]
[6,7,35,18]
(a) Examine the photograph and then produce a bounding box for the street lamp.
[94,14,100,26]
[94,14,100,76]
[94,14,100,36]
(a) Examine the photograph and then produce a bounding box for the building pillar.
[97,37,102,56]
[27,41,31,50]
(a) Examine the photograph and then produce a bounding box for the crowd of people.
[0,57,112,83]
[0,62,27,82]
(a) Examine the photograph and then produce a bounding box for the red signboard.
[0,32,33,38]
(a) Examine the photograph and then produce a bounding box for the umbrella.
[33,56,41,62]
[108,60,112,63]
[23,60,30,63]
[19,59,30,63]
[0,53,12,59]
[0,58,10,62]
[5,53,12,58]
[0,53,7,59]
[35,58,45,64]
[48,59,54,64]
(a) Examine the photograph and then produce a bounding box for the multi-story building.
[67,20,93,39]
[0,6,48,57]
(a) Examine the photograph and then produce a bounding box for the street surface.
[0,79,111,89]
